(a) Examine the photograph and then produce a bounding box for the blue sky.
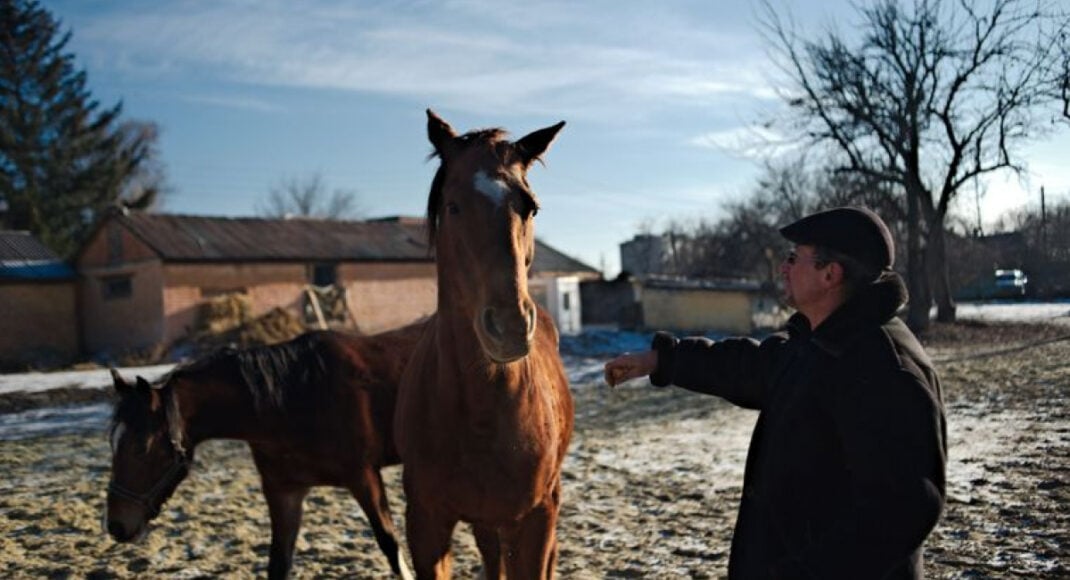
[46,0,1070,277]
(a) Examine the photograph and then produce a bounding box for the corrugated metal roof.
[0,231,75,280]
[118,214,431,262]
[114,214,599,276]
[642,274,763,292]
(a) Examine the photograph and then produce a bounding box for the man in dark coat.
[605,207,947,578]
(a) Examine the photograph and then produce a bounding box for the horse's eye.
[446,201,460,215]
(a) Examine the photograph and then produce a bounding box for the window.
[562,292,571,311]
[311,263,338,287]
[102,275,132,300]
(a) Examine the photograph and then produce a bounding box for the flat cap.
[779,206,895,272]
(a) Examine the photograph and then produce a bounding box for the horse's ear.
[110,368,132,394]
[515,121,565,167]
[135,376,153,392]
[427,109,458,156]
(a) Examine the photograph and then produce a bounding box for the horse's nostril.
[482,308,501,339]
[525,304,537,338]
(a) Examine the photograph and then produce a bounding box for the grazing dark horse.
[394,110,575,579]
[105,327,423,579]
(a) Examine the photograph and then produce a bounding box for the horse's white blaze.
[473,170,509,206]
[111,422,126,453]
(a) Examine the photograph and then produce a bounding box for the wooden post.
[305,286,328,330]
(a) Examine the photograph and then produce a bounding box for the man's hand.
[603,350,658,387]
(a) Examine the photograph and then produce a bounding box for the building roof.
[117,213,430,262]
[642,274,764,292]
[108,213,599,276]
[532,238,600,277]
[0,231,75,280]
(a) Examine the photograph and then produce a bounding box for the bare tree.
[258,174,361,220]
[761,0,1069,330]
[1053,14,1070,121]
[663,151,905,286]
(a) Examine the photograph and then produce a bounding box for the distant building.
[582,274,787,335]
[582,234,789,334]
[526,239,601,335]
[0,231,78,368]
[620,234,676,276]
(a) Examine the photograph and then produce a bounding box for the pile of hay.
[182,293,308,356]
[197,293,253,334]
[233,307,308,346]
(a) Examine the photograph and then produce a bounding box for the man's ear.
[825,262,844,286]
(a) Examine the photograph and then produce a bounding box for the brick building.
[76,212,597,357]
[0,231,78,368]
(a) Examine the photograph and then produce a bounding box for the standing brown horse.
[105,326,423,579]
[394,110,575,579]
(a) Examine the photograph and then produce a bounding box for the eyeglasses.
[784,251,827,267]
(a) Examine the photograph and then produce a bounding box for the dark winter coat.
[650,272,946,579]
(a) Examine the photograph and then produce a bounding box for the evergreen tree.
[0,0,159,257]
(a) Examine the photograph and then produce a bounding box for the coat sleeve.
[782,346,947,577]
[649,331,789,410]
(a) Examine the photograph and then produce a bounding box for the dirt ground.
[0,322,1067,578]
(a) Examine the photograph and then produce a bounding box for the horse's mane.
[425,128,511,248]
[169,333,331,418]
[231,334,330,416]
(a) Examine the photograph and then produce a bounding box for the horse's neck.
[175,373,263,446]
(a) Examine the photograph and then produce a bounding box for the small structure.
[582,274,787,335]
[528,240,600,335]
[620,234,677,276]
[0,231,78,368]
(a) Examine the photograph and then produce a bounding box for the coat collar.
[787,271,909,356]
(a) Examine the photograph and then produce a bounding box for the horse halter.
[107,448,190,519]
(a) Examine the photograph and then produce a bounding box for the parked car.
[992,268,1028,298]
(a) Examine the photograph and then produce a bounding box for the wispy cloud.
[179,94,284,113]
[689,125,800,160]
[63,0,777,121]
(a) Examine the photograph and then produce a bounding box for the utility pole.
[1041,185,1047,256]
[1040,186,1047,296]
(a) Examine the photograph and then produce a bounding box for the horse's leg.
[405,493,457,580]
[502,485,561,580]
[262,482,309,580]
[349,467,412,579]
[472,524,504,580]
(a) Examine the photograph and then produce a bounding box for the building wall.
[0,281,78,367]
[530,276,582,335]
[78,222,167,356]
[79,219,159,268]
[641,287,754,334]
[162,263,309,343]
[620,234,673,276]
[339,262,437,334]
[580,278,642,329]
[80,259,166,355]
[160,261,438,343]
